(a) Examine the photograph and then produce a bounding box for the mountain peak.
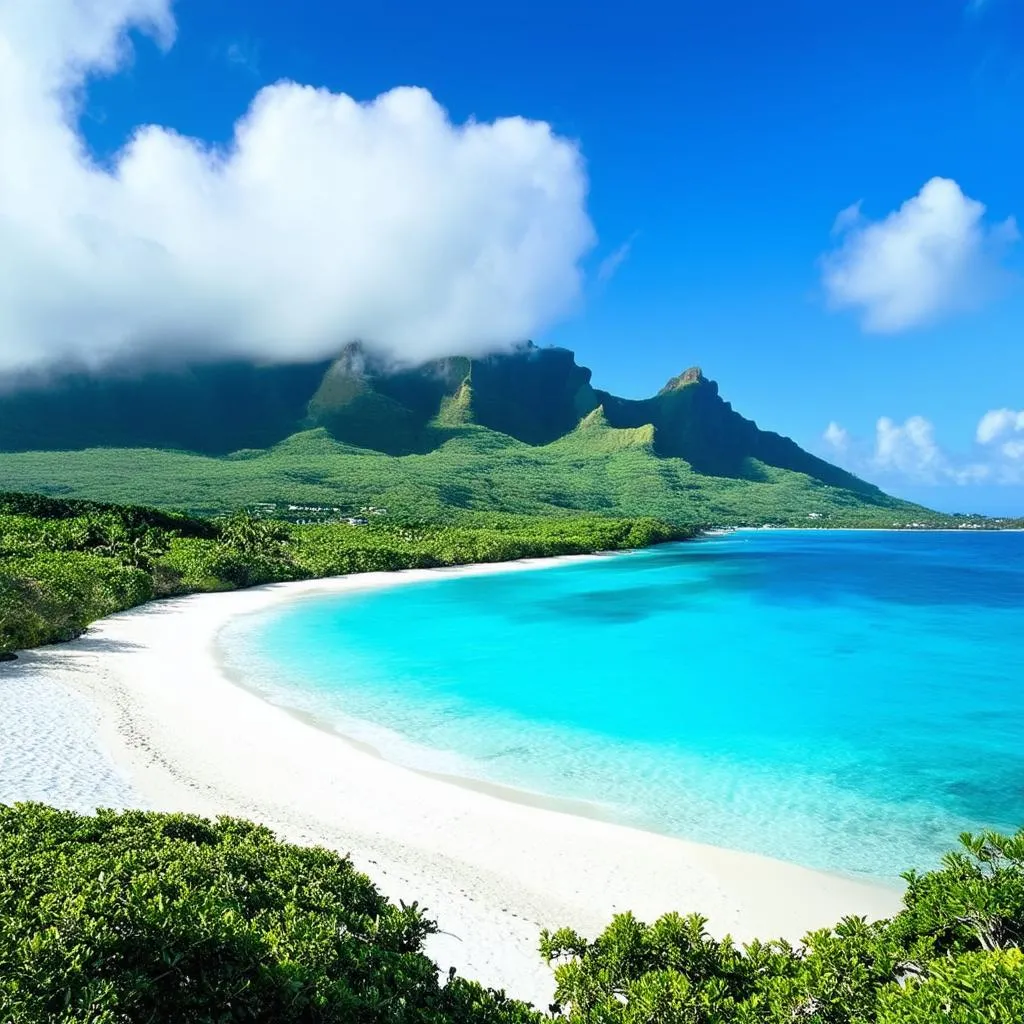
[659,366,710,395]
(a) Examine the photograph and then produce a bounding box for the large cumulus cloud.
[0,0,595,375]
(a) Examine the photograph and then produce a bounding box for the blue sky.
[5,0,1024,513]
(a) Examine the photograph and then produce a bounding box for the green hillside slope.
[0,423,934,526]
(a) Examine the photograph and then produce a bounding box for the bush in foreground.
[541,829,1024,1023]
[2,807,1024,1023]
[0,804,539,1023]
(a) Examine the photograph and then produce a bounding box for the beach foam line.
[1,556,903,1006]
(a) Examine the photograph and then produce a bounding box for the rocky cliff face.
[658,366,708,393]
[301,342,599,451]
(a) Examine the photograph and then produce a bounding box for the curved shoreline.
[1,555,903,1006]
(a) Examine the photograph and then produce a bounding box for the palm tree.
[217,511,290,558]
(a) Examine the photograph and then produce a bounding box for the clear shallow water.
[219,531,1024,881]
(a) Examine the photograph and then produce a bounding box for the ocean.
[218,530,1024,881]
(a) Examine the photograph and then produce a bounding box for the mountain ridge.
[0,343,920,524]
[0,343,875,491]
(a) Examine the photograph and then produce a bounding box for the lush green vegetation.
[0,423,948,527]
[1,805,1023,1022]
[0,804,538,1023]
[540,828,1024,1022]
[0,491,684,656]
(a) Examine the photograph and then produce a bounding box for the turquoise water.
[219,531,1024,881]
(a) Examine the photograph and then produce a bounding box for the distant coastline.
[730,525,1024,532]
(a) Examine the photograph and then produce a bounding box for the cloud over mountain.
[0,0,594,376]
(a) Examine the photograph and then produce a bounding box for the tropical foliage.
[0,804,539,1023]
[0,807,1022,1021]
[540,828,1024,1023]
[0,491,685,655]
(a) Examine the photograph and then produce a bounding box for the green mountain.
[0,344,935,525]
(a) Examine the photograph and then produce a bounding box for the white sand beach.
[1,557,903,1007]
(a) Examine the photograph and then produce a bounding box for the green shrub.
[0,575,55,653]
[0,491,215,537]
[4,812,1020,1023]
[541,829,1024,1023]
[159,537,298,592]
[0,553,151,652]
[877,949,1024,1023]
[0,804,540,1023]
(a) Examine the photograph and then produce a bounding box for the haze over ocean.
[220,531,1024,881]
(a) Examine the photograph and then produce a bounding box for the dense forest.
[0,491,684,657]
[1,804,1022,1022]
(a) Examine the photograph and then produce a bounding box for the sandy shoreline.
[2,555,903,1006]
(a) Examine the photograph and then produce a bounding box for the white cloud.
[822,414,1003,486]
[0,0,595,376]
[596,233,637,284]
[830,202,862,236]
[225,39,260,76]
[873,416,952,481]
[822,421,849,451]
[976,408,1024,470]
[976,408,1024,444]
[822,177,1018,333]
